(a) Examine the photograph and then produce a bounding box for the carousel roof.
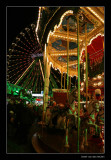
[36,7,104,77]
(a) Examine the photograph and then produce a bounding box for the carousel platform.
[32,123,104,153]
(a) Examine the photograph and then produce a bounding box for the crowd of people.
[7,98,43,144]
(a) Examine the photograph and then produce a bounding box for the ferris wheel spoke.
[24,27,37,48]
[22,61,36,88]
[16,36,32,50]
[7,21,43,93]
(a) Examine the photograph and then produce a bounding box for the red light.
[36,99,41,101]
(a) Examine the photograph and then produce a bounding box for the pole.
[64,73,66,89]
[67,18,69,99]
[43,45,47,129]
[85,128,88,146]
[77,13,81,153]
[61,69,63,89]
[70,75,71,90]
[65,119,69,149]
[85,23,88,109]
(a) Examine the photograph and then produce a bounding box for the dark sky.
[7,7,39,49]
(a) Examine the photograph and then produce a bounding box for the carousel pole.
[65,119,69,149]
[70,75,71,90]
[43,44,51,134]
[43,44,47,121]
[77,13,81,153]
[61,69,63,89]
[85,23,88,109]
[67,18,69,99]
[44,47,51,112]
[64,73,66,89]
[42,44,47,135]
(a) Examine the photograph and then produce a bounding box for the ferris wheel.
[7,23,44,93]
[7,22,76,93]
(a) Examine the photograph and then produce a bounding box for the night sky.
[7,7,39,49]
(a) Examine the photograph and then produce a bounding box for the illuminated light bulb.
[31,24,35,28]
[16,37,20,41]
[94,83,97,86]
[87,7,104,24]
[97,75,101,79]
[80,34,104,60]
[98,82,102,86]
[57,10,73,29]
[88,33,104,46]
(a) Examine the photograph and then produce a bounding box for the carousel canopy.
[36,7,104,77]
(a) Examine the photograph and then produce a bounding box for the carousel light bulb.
[94,83,97,86]
[87,7,104,23]
[98,75,101,79]
[98,82,102,86]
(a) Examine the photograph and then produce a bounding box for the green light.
[66,135,68,145]
[77,13,81,153]
[67,18,69,99]
[85,128,87,143]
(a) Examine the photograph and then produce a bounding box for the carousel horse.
[45,101,76,129]
[85,89,103,136]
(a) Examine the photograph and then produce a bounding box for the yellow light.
[97,75,101,79]
[35,7,41,43]
[50,61,53,67]
[87,7,104,24]
[47,57,49,62]
[39,59,44,81]
[80,34,104,60]
[88,33,104,47]
[57,10,73,29]
[36,7,41,33]
[94,83,97,86]
[80,47,85,60]
[84,73,86,82]
[84,62,86,70]
[52,34,82,41]
[15,60,35,85]
[42,7,45,10]
[47,10,84,44]
[98,82,102,86]
[51,52,77,56]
